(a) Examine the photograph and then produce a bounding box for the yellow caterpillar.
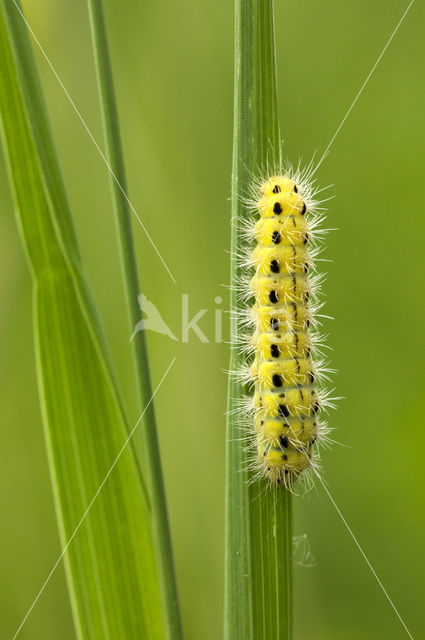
[235,169,333,487]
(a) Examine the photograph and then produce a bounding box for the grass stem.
[225,1,293,638]
[87,2,183,638]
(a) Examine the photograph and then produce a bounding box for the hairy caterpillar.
[232,163,334,488]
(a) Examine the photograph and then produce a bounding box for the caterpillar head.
[258,175,306,218]
[260,175,297,197]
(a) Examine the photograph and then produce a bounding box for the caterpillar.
[233,163,334,488]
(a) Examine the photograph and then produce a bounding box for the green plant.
[225,1,293,639]
[86,1,182,637]
[1,0,292,638]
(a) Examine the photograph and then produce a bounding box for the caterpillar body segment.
[244,173,329,486]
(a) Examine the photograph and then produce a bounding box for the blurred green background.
[1,0,424,638]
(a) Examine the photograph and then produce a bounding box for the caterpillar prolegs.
[234,167,333,487]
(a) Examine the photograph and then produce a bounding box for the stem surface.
[87,2,183,638]
[225,1,293,638]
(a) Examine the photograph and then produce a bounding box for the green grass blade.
[86,2,183,638]
[0,3,166,638]
[225,1,293,639]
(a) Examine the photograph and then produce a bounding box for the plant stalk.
[225,1,293,638]
[87,2,183,638]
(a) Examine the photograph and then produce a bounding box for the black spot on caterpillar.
[270,344,280,358]
[278,404,290,418]
[270,318,279,331]
[273,374,283,388]
[270,259,280,273]
[280,436,289,448]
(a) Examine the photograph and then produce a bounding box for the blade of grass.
[225,1,293,639]
[86,2,183,638]
[0,3,166,638]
